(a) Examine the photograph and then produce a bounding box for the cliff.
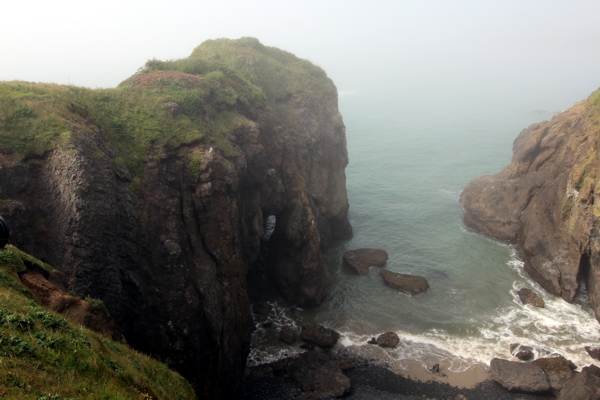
[460,89,600,322]
[0,38,351,398]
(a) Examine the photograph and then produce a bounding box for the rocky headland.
[460,90,600,322]
[0,37,351,398]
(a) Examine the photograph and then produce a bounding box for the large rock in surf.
[379,269,429,295]
[460,91,600,323]
[517,288,545,308]
[376,331,400,348]
[489,358,550,393]
[343,248,388,274]
[301,325,341,348]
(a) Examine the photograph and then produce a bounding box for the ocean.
[247,88,599,380]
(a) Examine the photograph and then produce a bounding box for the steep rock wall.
[460,94,600,322]
[0,40,351,399]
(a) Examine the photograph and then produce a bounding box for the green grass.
[0,38,336,179]
[0,245,196,400]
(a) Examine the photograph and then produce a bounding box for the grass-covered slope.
[0,245,196,400]
[0,37,337,176]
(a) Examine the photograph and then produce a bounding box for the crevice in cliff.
[576,252,591,301]
[247,214,281,302]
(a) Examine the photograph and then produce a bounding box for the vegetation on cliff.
[0,37,337,176]
[0,245,196,399]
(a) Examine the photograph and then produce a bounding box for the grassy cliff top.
[0,38,337,176]
[0,245,196,399]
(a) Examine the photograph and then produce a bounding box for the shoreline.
[242,351,554,399]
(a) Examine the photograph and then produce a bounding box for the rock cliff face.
[0,38,351,398]
[460,90,600,321]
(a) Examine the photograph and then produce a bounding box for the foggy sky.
[2,0,600,112]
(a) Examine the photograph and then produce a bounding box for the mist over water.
[248,87,600,375]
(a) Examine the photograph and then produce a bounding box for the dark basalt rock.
[379,269,429,295]
[489,358,550,393]
[301,325,340,348]
[517,288,545,307]
[514,345,534,361]
[376,332,400,348]
[280,325,297,345]
[585,346,600,361]
[288,352,351,398]
[343,248,388,275]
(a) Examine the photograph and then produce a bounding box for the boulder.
[343,248,388,274]
[301,325,340,348]
[582,364,600,377]
[280,325,297,345]
[379,269,429,295]
[489,358,550,393]
[586,346,600,361]
[532,356,576,394]
[376,332,400,348]
[517,288,545,307]
[557,370,600,400]
[367,337,378,345]
[337,358,356,371]
[289,352,351,397]
[515,345,535,361]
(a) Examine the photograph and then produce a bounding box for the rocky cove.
[2,36,600,399]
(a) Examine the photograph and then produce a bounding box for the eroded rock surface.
[532,356,576,394]
[343,248,388,274]
[490,358,550,393]
[301,325,341,348]
[517,288,545,308]
[460,94,600,322]
[376,331,400,348]
[379,269,429,295]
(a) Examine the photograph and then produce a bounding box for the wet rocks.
[301,325,340,348]
[280,325,297,345]
[517,288,545,307]
[288,352,351,397]
[532,356,576,394]
[557,368,600,400]
[489,358,550,393]
[513,345,535,361]
[376,332,400,348]
[343,248,388,274]
[379,269,429,295]
[585,346,600,361]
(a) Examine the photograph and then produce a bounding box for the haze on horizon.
[2,0,600,113]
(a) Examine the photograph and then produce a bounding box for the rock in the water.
[582,364,600,377]
[376,332,400,348]
[379,269,429,295]
[367,337,378,345]
[489,358,551,393]
[586,346,600,361]
[280,325,297,345]
[515,345,535,361]
[289,352,351,397]
[532,356,576,394]
[301,325,340,348]
[557,369,600,400]
[343,248,388,274]
[517,288,545,307]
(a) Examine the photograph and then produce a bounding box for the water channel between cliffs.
[246,91,600,384]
